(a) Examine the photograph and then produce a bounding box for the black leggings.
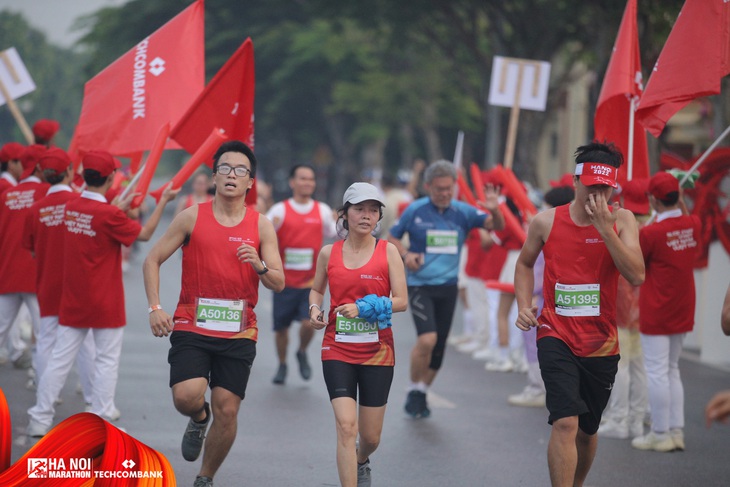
[322,360,394,407]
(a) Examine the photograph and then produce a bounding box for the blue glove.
[355,294,393,330]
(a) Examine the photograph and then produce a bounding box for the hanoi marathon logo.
[27,457,162,480]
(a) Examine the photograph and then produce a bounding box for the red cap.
[20,144,47,179]
[82,150,121,177]
[648,171,679,201]
[0,142,25,163]
[620,178,650,215]
[39,147,72,174]
[32,119,60,141]
[575,162,618,188]
[550,173,574,188]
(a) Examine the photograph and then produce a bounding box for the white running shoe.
[629,419,644,438]
[456,340,482,354]
[27,419,49,438]
[485,357,514,372]
[447,334,474,346]
[631,431,675,452]
[472,347,499,362]
[670,428,685,451]
[598,419,629,439]
[508,388,545,407]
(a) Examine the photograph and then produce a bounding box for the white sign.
[488,56,550,112]
[0,47,36,107]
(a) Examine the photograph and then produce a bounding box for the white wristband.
[148,304,163,314]
[309,304,322,312]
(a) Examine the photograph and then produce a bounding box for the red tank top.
[322,239,394,365]
[538,204,619,357]
[173,201,261,340]
[277,200,323,288]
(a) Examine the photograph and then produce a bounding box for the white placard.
[0,47,36,107]
[488,56,550,112]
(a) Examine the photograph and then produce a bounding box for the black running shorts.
[408,284,459,336]
[537,336,619,435]
[322,360,394,407]
[273,287,310,331]
[168,331,256,400]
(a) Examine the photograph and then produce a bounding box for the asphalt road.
[3,210,730,487]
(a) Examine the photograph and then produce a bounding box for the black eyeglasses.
[217,164,252,178]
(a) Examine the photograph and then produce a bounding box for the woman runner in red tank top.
[309,182,407,487]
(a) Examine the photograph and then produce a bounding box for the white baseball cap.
[342,182,385,206]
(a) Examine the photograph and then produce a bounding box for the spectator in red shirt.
[632,172,701,453]
[26,150,179,437]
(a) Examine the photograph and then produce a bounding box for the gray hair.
[423,159,457,184]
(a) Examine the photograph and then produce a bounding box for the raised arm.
[138,184,181,242]
[253,215,285,292]
[386,242,408,313]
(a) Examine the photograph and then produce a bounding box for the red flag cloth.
[171,38,255,161]
[70,0,204,156]
[594,0,649,185]
[636,0,730,137]
[171,37,255,206]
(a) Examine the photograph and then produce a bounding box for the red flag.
[70,0,204,156]
[594,0,649,185]
[636,0,730,137]
[171,38,255,158]
[171,37,255,206]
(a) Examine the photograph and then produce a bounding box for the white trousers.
[604,327,647,424]
[28,325,124,428]
[462,275,491,339]
[640,332,685,433]
[37,316,96,403]
[0,293,40,363]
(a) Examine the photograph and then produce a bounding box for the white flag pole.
[453,130,464,198]
[679,124,730,187]
[627,96,636,181]
[119,162,146,201]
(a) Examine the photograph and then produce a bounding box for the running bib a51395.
[335,313,378,343]
[195,297,245,332]
[426,229,458,254]
[555,283,600,317]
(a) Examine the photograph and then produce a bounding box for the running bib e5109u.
[335,313,378,343]
[195,297,245,332]
[284,247,314,271]
[555,283,600,317]
[426,229,458,254]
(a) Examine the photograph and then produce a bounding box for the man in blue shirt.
[389,160,504,418]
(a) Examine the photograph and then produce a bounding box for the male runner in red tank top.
[144,140,285,487]
[515,142,645,487]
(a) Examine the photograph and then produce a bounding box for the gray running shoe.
[13,349,32,369]
[193,476,214,487]
[272,363,287,385]
[296,350,312,380]
[357,458,371,487]
[182,402,210,461]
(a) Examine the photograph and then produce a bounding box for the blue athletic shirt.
[389,197,488,286]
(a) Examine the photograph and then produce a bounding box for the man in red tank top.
[515,142,645,487]
[144,141,285,487]
[266,164,336,385]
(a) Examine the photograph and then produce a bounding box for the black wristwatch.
[256,260,269,275]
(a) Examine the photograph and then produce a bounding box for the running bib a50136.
[196,297,245,332]
[335,313,378,343]
[284,247,314,271]
[555,283,600,317]
[426,229,458,254]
